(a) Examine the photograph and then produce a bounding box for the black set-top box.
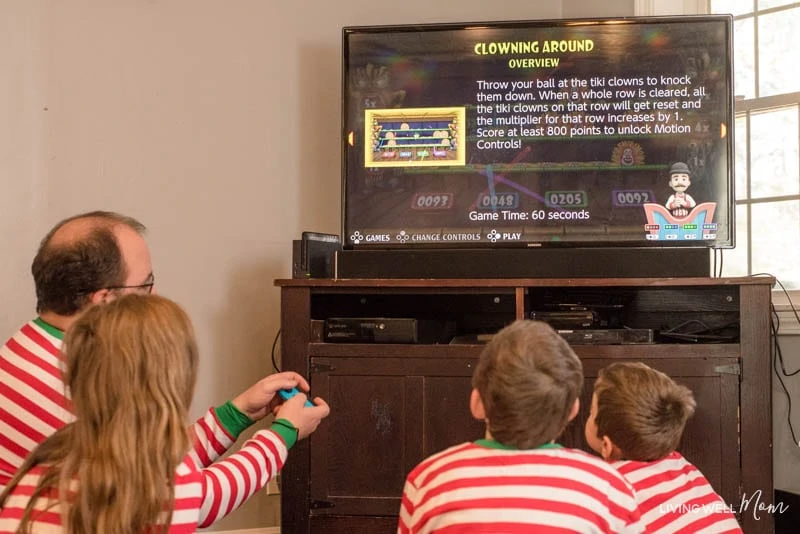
[557,328,654,345]
[529,310,597,329]
[324,317,455,344]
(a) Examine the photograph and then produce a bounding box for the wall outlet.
[266,474,281,495]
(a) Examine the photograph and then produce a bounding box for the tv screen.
[341,15,734,250]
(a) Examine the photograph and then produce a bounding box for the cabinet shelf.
[308,342,740,359]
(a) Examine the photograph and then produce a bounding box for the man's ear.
[89,288,112,305]
[600,435,623,462]
[470,388,486,421]
[567,397,580,423]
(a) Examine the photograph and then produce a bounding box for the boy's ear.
[567,397,580,422]
[600,435,623,462]
[470,388,486,421]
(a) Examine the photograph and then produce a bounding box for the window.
[708,1,800,289]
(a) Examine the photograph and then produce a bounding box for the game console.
[324,317,455,344]
[529,310,597,329]
[557,328,655,345]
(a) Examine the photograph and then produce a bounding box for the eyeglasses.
[105,276,155,295]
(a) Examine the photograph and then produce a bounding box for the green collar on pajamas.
[475,439,563,450]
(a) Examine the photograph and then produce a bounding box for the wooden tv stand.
[275,276,774,534]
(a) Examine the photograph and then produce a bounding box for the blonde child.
[0,294,329,533]
[585,361,742,533]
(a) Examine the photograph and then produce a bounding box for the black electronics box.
[529,310,597,329]
[292,232,341,278]
[557,328,655,345]
[324,317,456,344]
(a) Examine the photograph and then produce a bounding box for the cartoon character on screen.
[664,162,696,217]
[643,161,717,241]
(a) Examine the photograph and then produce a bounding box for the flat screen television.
[341,15,734,254]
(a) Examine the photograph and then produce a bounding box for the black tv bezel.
[340,14,736,252]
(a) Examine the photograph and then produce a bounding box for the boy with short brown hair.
[585,361,742,533]
[398,320,644,533]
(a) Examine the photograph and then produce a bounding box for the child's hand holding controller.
[232,371,312,422]
[276,390,330,440]
[278,387,315,407]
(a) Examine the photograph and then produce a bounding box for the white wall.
[0,0,48,330]
[774,336,800,495]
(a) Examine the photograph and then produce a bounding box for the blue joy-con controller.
[278,387,314,407]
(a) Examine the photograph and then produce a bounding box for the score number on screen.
[476,192,519,210]
[613,190,656,207]
[411,193,454,210]
[545,191,588,208]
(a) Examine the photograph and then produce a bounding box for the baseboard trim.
[215,528,280,534]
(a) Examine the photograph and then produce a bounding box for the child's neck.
[484,429,556,447]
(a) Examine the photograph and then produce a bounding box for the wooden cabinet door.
[308,355,484,517]
[560,357,741,508]
[308,354,741,523]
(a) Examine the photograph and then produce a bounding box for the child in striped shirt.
[584,361,742,534]
[0,294,330,533]
[398,320,644,534]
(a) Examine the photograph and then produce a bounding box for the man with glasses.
[0,211,324,526]
[32,211,156,327]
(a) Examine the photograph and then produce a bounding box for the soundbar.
[335,248,710,279]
